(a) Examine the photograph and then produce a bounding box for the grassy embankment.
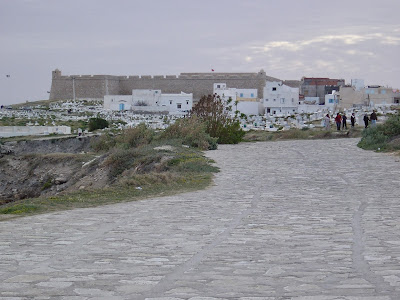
[357,113,400,153]
[0,119,219,220]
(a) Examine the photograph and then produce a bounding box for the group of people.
[324,112,356,131]
[363,111,378,128]
[324,111,378,130]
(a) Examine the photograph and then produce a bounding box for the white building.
[263,81,299,116]
[324,90,339,108]
[213,83,263,116]
[103,90,193,114]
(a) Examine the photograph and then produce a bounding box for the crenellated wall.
[49,69,298,101]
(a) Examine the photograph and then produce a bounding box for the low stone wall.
[0,126,71,138]
[0,135,94,155]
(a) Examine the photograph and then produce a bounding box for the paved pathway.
[1,139,400,300]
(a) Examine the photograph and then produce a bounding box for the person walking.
[370,110,378,126]
[324,114,331,130]
[342,113,347,130]
[351,113,356,127]
[363,113,369,128]
[335,113,342,131]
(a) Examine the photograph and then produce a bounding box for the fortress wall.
[118,73,268,100]
[50,76,121,100]
[50,77,74,100]
[75,77,105,99]
[49,70,294,102]
[106,77,120,95]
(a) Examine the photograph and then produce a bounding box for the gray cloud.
[1,0,400,104]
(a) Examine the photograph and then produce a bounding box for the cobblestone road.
[1,139,400,300]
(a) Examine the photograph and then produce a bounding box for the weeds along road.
[1,138,400,299]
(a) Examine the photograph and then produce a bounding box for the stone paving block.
[0,139,399,299]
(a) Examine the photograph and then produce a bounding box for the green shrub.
[358,114,400,151]
[162,117,217,150]
[167,153,219,173]
[117,123,154,148]
[105,146,164,179]
[216,120,245,144]
[88,117,109,131]
[91,133,116,152]
[41,178,53,191]
[105,148,140,179]
[381,114,400,136]
[358,126,388,150]
[191,94,245,145]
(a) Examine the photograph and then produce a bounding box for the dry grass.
[243,127,363,142]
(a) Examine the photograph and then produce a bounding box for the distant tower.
[52,69,61,79]
[351,79,364,91]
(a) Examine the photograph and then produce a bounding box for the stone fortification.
[49,69,300,101]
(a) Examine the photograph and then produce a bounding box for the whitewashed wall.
[0,126,71,137]
[104,91,192,113]
[104,95,132,110]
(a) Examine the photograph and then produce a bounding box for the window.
[251,93,254,97]
[217,85,220,88]
[240,93,244,97]
[186,100,189,105]
[292,98,294,103]
[273,99,276,102]
[265,99,269,102]
[280,98,285,104]
[272,87,277,91]
[169,100,172,105]
[381,90,386,94]
[329,99,334,103]
[177,104,182,109]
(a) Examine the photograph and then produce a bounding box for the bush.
[162,117,217,150]
[358,113,400,151]
[91,133,116,152]
[167,153,219,173]
[88,117,109,132]
[381,114,400,136]
[191,94,245,144]
[358,126,388,150]
[216,120,245,144]
[117,123,154,148]
[105,148,141,179]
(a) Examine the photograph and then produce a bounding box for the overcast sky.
[1,0,399,105]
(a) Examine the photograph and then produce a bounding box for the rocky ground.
[0,136,109,204]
